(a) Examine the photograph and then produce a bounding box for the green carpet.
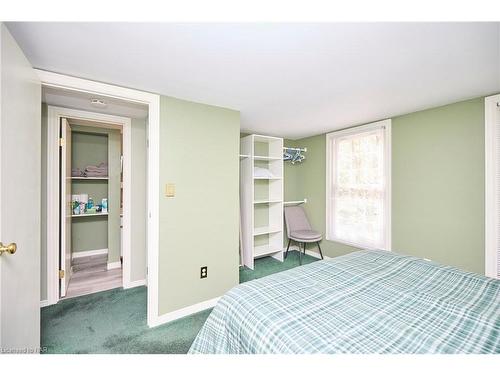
[41,251,318,354]
[239,251,318,283]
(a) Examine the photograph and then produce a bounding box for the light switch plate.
[165,183,175,197]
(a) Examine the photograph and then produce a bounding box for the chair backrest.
[284,206,312,237]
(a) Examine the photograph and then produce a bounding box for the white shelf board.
[253,226,282,236]
[284,199,307,205]
[72,213,109,218]
[253,199,282,204]
[71,177,109,180]
[253,155,282,161]
[253,176,282,180]
[253,134,282,143]
[254,245,282,257]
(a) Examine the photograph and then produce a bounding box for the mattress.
[189,250,500,354]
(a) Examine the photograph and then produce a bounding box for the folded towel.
[86,167,108,172]
[86,172,108,177]
[71,163,109,177]
[86,162,108,170]
[83,162,108,177]
[71,168,84,177]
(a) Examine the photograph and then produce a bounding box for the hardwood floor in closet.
[65,254,122,299]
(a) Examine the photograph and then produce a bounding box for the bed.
[189,250,500,354]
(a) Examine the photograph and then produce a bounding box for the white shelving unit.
[240,134,284,270]
[72,212,109,218]
[71,176,109,180]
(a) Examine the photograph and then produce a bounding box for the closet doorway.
[61,117,124,298]
[39,70,161,327]
[44,103,146,303]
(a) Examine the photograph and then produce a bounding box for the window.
[326,119,391,250]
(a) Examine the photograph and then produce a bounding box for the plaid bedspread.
[189,250,500,354]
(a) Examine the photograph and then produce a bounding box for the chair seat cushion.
[290,230,322,242]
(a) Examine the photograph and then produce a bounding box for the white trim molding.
[150,297,220,328]
[123,279,147,289]
[40,300,50,308]
[45,106,60,306]
[485,94,500,279]
[71,248,108,259]
[45,105,132,305]
[37,70,161,324]
[325,119,392,251]
[107,261,122,270]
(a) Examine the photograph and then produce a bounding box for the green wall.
[284,134,359,257]
[392,98,484,274]
[71,131,107,171]
[70,126,121,267]
[130,118,147,282]
[284,139,301,202]
[159,96,240,315]
[107,129,121,264]
[71,130,109,253]
[288,97,486,274]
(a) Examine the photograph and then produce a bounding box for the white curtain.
[330,128,387,249]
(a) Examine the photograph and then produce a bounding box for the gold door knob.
[0,242,16,255]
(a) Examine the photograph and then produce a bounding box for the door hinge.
[59,138,65,147]
[59,270,65,279]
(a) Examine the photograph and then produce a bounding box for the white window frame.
[485,94,500,279]
[326,119,392,250]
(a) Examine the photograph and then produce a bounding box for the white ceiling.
[42,86,149,119]
[7,22,500,139]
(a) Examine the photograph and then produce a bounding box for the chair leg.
[300,242,306,265]
[317,241,324,260]
[299,243,303,265]
[285,239,291,259]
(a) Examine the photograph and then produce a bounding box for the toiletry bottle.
[88,197,94,210]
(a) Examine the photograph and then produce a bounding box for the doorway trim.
[38,70,161,327]
[485,93,500,279]
[46,106,133,302]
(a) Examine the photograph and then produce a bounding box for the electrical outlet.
[200,266,208,279]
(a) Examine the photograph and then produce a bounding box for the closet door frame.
[46,106,133,302]
[39,70,161,328]
[485,94,500,279]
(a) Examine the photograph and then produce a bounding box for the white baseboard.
[107,261,122,270]
[40,300,50,308]
[123,279,147,289]
[72,248,108,259]
[149,296,220,328]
